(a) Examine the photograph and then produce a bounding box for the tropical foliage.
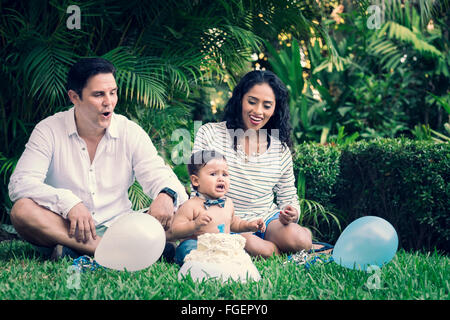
[0,0,332,218]
[0,0,448,252]
[261,0,449,144]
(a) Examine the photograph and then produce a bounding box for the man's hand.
[279,205,298,225]
[67,202,96,243]
[148,192,175,230]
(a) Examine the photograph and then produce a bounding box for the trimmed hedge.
[293,138,450,253]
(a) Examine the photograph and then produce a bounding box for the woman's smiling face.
[241,83,276,131]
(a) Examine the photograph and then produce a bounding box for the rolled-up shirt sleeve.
[130,122,188,209]
[8,123,82,218]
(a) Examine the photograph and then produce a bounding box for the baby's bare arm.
[170,200,211,239]
[228,200,264,233]
[230,215,248,233]
[230,216,265,233]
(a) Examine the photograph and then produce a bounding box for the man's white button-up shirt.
[8,107,188,227]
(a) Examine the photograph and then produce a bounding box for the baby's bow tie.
[203,198,226,210]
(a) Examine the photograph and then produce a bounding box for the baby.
[171,150,265,265]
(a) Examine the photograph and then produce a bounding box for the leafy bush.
[293,143,341,211]
[293,143,342,241]
[293,139,450,253]
[0,0,332,223]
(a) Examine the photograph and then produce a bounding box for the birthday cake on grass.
[178,233,261,282]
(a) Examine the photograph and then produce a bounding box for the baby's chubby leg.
[240,232,280,258]
[265,220,313,253]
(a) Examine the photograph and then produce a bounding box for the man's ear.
[67,89,80,105]
[190,174,200,188]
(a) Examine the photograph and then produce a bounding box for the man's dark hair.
[66,58,116,99]
[188,150,227,190]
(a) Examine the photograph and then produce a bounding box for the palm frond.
[382,21,443,58]
[0,154,18,185]
[409,0,448,28]
[368,37,403,70]
[102,48,167,109]
[128,180,152,211]
[298,198,341,235]
[103,46,205,108]
[367,1,446,71]
[296,171,341,235]
[21,44,76,115]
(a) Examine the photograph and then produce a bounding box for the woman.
[192,70,313,257]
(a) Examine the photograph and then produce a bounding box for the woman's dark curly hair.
[223,70,293,150]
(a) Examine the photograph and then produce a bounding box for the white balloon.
[94,212,166,271]
[178,260,261,283]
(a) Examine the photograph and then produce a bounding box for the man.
[8,58,188,260]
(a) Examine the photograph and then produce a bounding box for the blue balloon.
[332,216,398,271]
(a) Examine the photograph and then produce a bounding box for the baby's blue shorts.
[175,239,198,266]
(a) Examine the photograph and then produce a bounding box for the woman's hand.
[279,205,298,225]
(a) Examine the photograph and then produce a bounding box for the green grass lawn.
[0,240,448,300]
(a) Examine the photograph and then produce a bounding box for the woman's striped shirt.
[192,121,300,223]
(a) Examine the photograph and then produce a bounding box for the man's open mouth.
[102,112,111,117]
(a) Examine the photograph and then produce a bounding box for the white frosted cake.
[184,233,253,265]
[178,233,261,282]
